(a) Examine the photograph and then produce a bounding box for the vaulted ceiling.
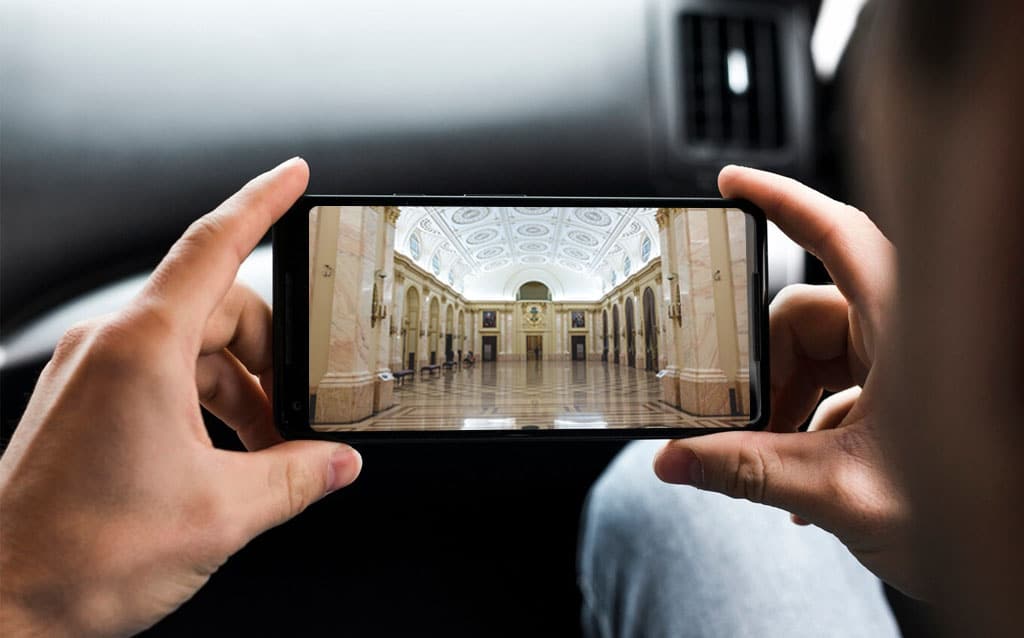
[394,206,659,301]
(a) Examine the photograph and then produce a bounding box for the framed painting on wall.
[482,310,497,329]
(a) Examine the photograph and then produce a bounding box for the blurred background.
[4,0,935,635]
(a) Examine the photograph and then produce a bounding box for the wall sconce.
[667,302,683,325]
[370,277,388,327]
[371,301,388,326]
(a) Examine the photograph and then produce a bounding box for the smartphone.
[273,196,768,442]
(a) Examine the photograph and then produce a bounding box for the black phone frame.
[274,195,769,443]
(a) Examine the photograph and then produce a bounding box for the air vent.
[680,13,785,150]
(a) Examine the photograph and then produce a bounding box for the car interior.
[1,0,938,635]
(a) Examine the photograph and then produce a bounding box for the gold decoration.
[655,208,671,229]
[381,206,401,226]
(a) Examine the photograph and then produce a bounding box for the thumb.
[654,430,833,519]
[227,441,362,540]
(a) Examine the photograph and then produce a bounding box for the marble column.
[557,309,565,360]
[417,288,430,369]
[390,277,406,371]
[315,206,378,424]
[657,209,683,406]
[727,209,750,414]
[501,307,514,361]
[676,209,732,416]
[372,206,399,412]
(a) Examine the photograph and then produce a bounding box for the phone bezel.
[274,195,769,443]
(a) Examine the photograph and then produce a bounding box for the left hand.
[0,158,362,637]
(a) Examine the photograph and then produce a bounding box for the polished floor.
[313,361,748,432]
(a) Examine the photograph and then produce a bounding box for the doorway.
[526,335,543,361]
[643,287,659,371]
[445,334,453,362]
[481,336,498,362]
[612,305,621,364]
[625,297,636,368]
[571,335,586,361]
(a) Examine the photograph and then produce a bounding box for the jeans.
[578,441,900,638]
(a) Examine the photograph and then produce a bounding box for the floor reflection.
[314,361,748,432]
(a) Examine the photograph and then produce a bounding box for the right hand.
[654,166,921,597]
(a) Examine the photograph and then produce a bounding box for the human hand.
[653,166,920,596]
[0,158,362,636]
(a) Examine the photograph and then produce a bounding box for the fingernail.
[325,446,362,494]
[276,156,303,170]
[656,447,704,487]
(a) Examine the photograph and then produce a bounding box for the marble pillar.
[390,278,406,371]
[676,209,732,416]
[315,206,378,424]
[727,209,750,414]
[417,290,430,369]
[373,206,399,413]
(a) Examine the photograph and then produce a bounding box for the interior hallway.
[314,361,747,431]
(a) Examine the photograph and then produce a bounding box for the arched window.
[623,256,632,277]
[641,235,652,262]
[516,281,551,301]
[431,252,441,275]
[610,270,617,286]
[409,233,421,259]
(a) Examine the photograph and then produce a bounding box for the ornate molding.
[380,206,401,226]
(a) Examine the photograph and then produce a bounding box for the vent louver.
[680,13,785,150]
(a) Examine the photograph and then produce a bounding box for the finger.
[196,349,281,451]
[719,165,894,312]
[768,284,860,432]
[654,430,840,523]
[808,387,862,433]
[139,157,308,340]
[202,282,273,387]
[223,442,362,542]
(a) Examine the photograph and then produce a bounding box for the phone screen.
[305,204,762,433]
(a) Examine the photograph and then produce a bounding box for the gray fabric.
[578,440,901,638]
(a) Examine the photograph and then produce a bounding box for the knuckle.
[770,284,816,317]
[269,457,320,521]
[824,456,897,534]
[72,312,171,375]
[826,430,897,526]
[53,318,103,359]
[184,214,226,247]
[725,437,779,503]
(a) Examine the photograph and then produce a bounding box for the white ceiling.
[394,206,659,300]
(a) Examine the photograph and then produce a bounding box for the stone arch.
[502,269,566,299]
[516,280,551,301]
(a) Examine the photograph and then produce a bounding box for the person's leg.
[579,440,900,638]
